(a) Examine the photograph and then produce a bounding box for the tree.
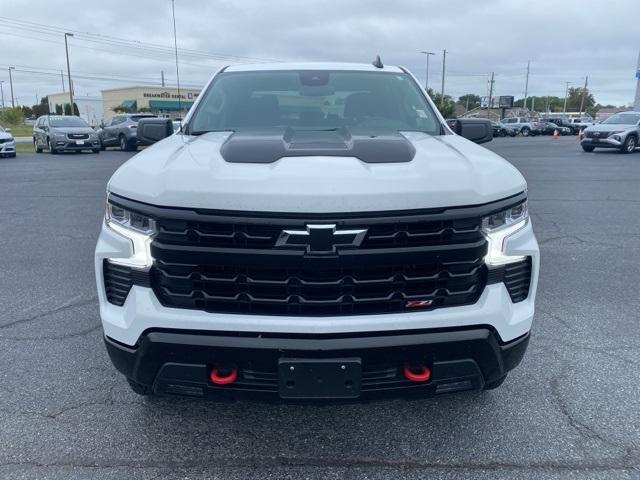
[64,103,72,116]
[32,96,50,117]
[457,94,481,110]
[73,102,80,116]
[427,88,456,118]
[55,104,63,115]
[564,87,596,115]
[0,107,25,126]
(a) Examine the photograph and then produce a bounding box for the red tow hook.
[403,364,431,383]
[209,367,238,385]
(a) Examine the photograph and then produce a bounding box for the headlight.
[482,200,529,266]
[105,196,155,269]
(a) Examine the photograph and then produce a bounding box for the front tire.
[521,127,530,137]
[119,135,130,152]
[582,145,595,152]
[92,149,100,154]
[47,138,57,154]
[34,139,43,153]
[621,135,637,154]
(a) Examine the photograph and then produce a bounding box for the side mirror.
[137,118,174,145]
[5,128,11,133]
[451,118,493,144]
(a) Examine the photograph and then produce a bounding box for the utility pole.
[61,70,65,93]
[579,76,588,114]
[563,81,571,113]
[8,66,15,108]
[0,81,4,109]
[634,49,640,111]
[420,51,435,91]
[523,60,530,112]
[487,72,495,119]
[64,33,74,113]
[161,70,165,87]
[440,49,447,108]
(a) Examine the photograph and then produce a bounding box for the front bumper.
[105,327,530,401]
[581,136,624,148]
[53,138,101,150]
[0,140,16,155]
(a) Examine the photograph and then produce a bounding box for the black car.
[491,121,516,137]
[33,115,101,154]
[544,117,576,134]
[537,121,571,136]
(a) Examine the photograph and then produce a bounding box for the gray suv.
[581,112,640,153]
[33,115,101,154]
[99,114,157,151]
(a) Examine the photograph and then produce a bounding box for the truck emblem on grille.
[275,224,367,254]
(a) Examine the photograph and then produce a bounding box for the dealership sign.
[143,91,200,100]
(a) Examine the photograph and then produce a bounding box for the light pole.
[633,48,640,111]
[440,49,447,108]
[563,81,572,113]
[64,32,74,112]
[420,51,436,91]
[0,80,5,109]
[8,66,15,108]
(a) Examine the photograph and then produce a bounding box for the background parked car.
[99,113,157,151]
[537,121,571,135]
[581,111,640,153]
[543,117,577,134]
[501,117,541,136]
[33,115,101,154]
[0,126,17,158]
[570,117,595,132]
[491,121,517,137]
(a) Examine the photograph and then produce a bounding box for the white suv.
[95,62,539,401]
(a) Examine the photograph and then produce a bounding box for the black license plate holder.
[278,358,362,399]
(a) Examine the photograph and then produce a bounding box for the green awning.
[148,100,194,111]
[121,100,137,109]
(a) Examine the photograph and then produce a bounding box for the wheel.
[34,139,43,153]
[509,130,517,137]
[621,135,637,154]
[119,134,130,152]
[100,143,106,151]
[47,138,57,154]
[484,375,507,390]
[126,378,151,396]
[521,127,530,137]
[582,145,595,152]
[500,130,507,137]
[92,149,100,154]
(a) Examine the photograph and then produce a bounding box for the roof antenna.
[171,0,183,134]
[372,55,384,69]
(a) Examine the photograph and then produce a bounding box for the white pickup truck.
[95,62,539,401]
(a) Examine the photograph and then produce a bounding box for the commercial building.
[101,86,201,121]
[47,93,103,126]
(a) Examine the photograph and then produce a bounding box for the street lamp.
[562,81,572,113]
[64,32,74,113]
[8,66,15,108]
[420,51,436,91]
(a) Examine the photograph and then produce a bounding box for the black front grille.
[151,255,486,316]
[68,133,89,139]
[107,193,529,316]
[155,216,482,250]
[585,131,611,139]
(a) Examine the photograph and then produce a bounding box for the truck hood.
[107,132,526,213]
[585,124,636,132]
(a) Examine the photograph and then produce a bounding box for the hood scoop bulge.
[219,127,416,164]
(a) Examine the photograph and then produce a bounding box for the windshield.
[602,113,640,125]
[188,70,440,135]
[49,116,90,128]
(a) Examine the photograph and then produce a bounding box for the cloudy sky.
[1,0,638,108]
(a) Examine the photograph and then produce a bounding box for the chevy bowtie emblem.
[275,224,367,255]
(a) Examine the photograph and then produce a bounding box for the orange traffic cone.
[552,129,559,140]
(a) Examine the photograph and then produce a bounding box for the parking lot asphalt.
[0,137,639,480]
